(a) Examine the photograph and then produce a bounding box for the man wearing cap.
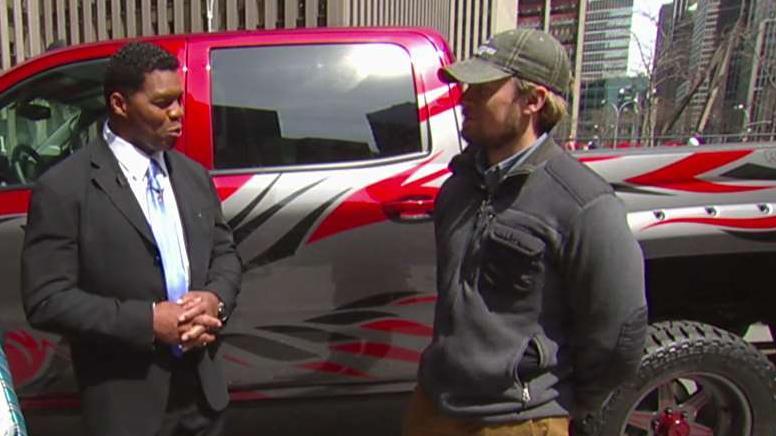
[404,28,647,435]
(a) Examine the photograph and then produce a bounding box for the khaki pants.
[403,387,570,436]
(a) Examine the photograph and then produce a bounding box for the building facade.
[683,0,744,133]
[653,0,761,138]
[581,0,633,81]
[336,0,518,61]
[654,0,697,135]
[745,0,776,139]
[680,0,711,132]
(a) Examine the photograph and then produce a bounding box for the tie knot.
[147,159,164,194]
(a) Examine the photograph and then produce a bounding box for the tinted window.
[211,43,422,169]
[0,59,106,187]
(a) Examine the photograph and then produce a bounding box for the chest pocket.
[480,221,546,300]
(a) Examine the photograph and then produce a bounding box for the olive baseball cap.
[442,28,572,95]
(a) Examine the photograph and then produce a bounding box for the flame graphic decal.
[308,153,447,243]
[626,150,774,193]
[3,330,56,387]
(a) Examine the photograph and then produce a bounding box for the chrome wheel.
[598,321,776,436]
[622,373,751,435]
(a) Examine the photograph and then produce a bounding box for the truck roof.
[0,26,452,91]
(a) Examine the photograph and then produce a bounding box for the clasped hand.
[152,291,223,352]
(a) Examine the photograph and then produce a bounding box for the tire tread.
[596,320,776,436]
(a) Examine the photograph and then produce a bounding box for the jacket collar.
[104,122,169,182]
[451,135,564,182]
[505,134,563,176]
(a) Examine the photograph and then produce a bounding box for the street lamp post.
[745,17,776,135]
[603,97,639,149]
[734,103,751,140]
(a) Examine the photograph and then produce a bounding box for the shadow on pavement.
[25,392,411,436]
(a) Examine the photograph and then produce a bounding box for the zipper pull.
[479,195,493,216]
[480,196,490,211]
[521,385,531,403]
[476,195,491,222]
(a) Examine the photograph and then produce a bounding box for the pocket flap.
[489,222,545,256]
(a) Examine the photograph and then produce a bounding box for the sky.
[628,0,674,75]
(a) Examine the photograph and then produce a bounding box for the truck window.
[211,43,423,169]
[0,59,107,187]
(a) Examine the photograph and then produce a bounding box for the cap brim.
[441,57,512,84]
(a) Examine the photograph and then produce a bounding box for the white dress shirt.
[104,123,190,289]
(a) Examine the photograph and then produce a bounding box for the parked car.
[1,27,774,435]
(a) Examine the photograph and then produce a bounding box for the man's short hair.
[103,42,179,103]
[513,78,568,134]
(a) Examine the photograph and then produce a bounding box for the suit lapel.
[164,151,198,269]
[89,136,156,245]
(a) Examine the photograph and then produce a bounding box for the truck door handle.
[382,196,435,223]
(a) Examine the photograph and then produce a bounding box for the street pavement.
[25,392,411,436]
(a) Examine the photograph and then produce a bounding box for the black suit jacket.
[21,135,241,435]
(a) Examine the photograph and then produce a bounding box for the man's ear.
[108,91,128,118]
[524,86,548,115]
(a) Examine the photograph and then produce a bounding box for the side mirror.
[17,103,52,121]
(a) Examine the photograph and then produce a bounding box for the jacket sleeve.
[563,193,648,417]
[202,173,242,321]
[21,177,154,349]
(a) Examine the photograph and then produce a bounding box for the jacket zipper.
[520,335,546,404]
[521,384,531,403]
[512,337,533,405]
[475,193,495,273]
[470,191,534,403]
[462,192,494,282]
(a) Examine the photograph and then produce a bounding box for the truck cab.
[0,27,461,401]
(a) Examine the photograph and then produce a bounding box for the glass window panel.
[211,43,423,169]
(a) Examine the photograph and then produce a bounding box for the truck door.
[0,58,109,396]
[186,32,456,395]
[0,38,184,400]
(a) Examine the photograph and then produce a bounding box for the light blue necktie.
[146,159,188,356]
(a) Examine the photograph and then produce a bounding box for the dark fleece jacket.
[418,137,647,423]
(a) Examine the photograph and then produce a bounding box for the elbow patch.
[614,306,648,377]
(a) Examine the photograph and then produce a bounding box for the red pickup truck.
[1,27,775,435]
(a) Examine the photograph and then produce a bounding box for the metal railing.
[564,131,776,151]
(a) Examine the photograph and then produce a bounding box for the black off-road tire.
[597,320,776,435]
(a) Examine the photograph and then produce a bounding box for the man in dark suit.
[21,42,241,436]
